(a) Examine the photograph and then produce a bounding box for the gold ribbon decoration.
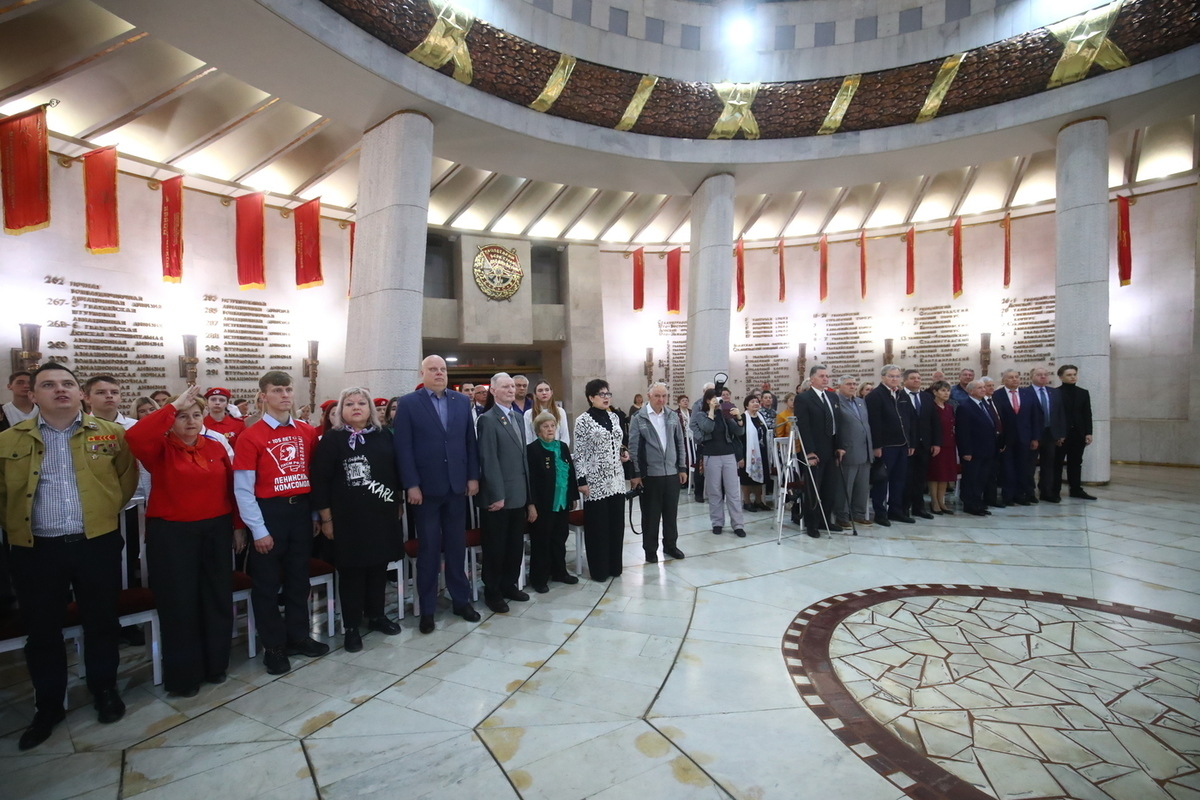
[615,75,658,132]
[408,0,475,85]
[916,53,966,123]
[708,82,761,140]
[817,74,861,135]
[530,54,577,113]
[1046,0,1130,89]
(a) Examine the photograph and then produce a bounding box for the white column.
[1055,117,1110,484]
[685,173,736,397]
[345,110,432,396]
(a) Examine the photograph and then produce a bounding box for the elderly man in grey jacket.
[836,375,874,526]
[629,383,688,563]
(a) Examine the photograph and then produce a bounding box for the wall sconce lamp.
[178,335,199,384]
[303,340,320,411]
[883,338,894,366]
[11,324,42,375]
[980,333,992,378]
[797,343,807,381]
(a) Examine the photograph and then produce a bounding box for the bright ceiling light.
[726,16,755,48]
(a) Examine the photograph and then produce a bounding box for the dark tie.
[1039,388,1050,418]
[911,391,921,412]
[984,399,1002,432]
[821,393,834,436]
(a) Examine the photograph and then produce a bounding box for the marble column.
[345,110,432,396]
[1055,117,1110,484]
[685,173,736,398]
[561,243,606,417]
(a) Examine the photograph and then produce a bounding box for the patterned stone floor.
[0,464,1197,799]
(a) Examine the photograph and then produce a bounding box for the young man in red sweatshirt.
[233,371,325,675]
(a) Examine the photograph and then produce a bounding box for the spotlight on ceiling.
[726,15,755,49]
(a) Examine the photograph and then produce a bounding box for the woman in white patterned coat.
[572,378,629,581]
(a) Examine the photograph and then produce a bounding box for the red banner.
[632,246,645,310]
[348,221,356,299]
[905,227,915,296]
[1002,213,1012,288]
[666,246,681,314]
[82,146,118,254]
[818,235,828,302]
[735,238,746,312]
[858,230,867,299]
[1117,196,1132,286]
[294,197,323,289]
[777,239,786,302]
[951,217,963,298]
[161,175,184,283]
[0,106,50,235]
[236,192,265,290]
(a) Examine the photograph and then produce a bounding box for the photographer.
[628,383,687,563]
[690,386,746,538]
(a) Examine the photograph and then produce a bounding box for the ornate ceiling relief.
[322,0,1200,139]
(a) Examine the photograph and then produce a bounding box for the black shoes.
[712,526,723,535]
[368,616,402,635]
[287,638,331,658]
[645,552,658,563]
[1013,498,1031,506]
[94,687,125,724]
[486,597,510,614]
[552,573,579,585]
[344,628,363,653]
[205,672,228,685]
[502,587,530,602]
[1041,495,1062,503]
[263,646,291,675]
[1070,489,1097,500]
[168,686,200,699]
[806,529,821,538]
[665,547,685,559]
[533,583,550,593]
[824,521,845,532]
[915,510,935,520]
[733,528,746,538]
[454,604,481,622]
[18,708,65,750]
[419,615,435,634]
[888,513,916,524]
[874,516,892,527]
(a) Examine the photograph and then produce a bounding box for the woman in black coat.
[526,410,581,592]
[311,387,404,652]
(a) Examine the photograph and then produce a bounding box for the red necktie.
[1010,389,1020,414]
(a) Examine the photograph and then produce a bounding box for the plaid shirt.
[31,413,85,538]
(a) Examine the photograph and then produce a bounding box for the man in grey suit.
[834,375,873,526]
[476,373,537,614]
[629,382,687,563]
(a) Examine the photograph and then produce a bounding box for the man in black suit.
[1029,366,1068,502]
[901,369,941,520]
[992,369,1043,506]
[1054,364,1096,500]
[793,365,844,537]
[980,378,1005,508]
[865,365,915,526]
[956,381,1003,516]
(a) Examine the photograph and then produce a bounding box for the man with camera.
[690,375,746,538]
[628,382,687,563]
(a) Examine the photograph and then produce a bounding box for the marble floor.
[1,464,1198,800]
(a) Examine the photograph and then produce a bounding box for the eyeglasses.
[596,392,613,398]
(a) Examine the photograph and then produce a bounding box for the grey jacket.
[628,406,686,478]
[477,404,531,507]
[836,395,874,466]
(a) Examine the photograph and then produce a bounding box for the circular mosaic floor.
[784,586,1200,800]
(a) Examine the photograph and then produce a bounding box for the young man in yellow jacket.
[0,362,138,750]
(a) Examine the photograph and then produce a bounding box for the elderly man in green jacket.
[0,362,138,750]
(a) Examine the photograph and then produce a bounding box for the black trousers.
[481,506,526,601]
[338,564,387,629]
[146,515,234,693]
[11,531,122,713]
[247,497,313,650]
[583,494,624,581]
[904,452,930,514]
[960,454,994,512]
[985,452,1003,506]
[1001,442,1037,502]
[639,476,680,556]
[528,508,569,586]
[1036,429,1060,498]
[871,446,908,518]
[1054,431,1087,494]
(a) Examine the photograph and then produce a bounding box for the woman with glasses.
[572,380,628,581]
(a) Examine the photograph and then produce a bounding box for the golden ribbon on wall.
[708,82,760,140]
[1046,0,1130,89]
[530,54,577,112]
[916,54,965,123]
[615,75,658,132]
[817,74,861,135]
[408,0,475,84]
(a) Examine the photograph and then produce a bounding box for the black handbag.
[869,457,889,485]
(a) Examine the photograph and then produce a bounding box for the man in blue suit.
[395,355,482,634]
[992,369,1043,506]
[956,381,1003,516]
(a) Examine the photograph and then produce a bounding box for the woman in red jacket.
[126,385,245,697]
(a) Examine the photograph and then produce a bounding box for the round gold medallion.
[472,244,523,301]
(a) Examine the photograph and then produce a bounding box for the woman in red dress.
[926,381,958,514]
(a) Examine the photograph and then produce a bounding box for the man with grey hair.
[628,382,687,562]
[835,375,872,526]
[979,377,1004,507]
[955,380,1002,516]
[865,365,915,526]
[1029,366,1067,502]
[793,364,843,537]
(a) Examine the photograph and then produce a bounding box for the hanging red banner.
[294,197,323,289]
[904,227,915,296]
[631,246,645,310]
[1002,213,1012,288]
[236,193,265,290]
[858,230,867,299]
[161,175,184,283]
[818,235,828,302]
[951,217,963,298]
[348,221,356,299]
[0,105,50,235]
[735,238,746,312]
[666,246,681,314]
[82,146,118,254]
[777,239,786,302]
[1117,196,1132,286]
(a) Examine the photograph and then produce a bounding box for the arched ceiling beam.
[520,183,569,237]
[163,95,278,164]
[594,192,640,241]
[859,183,887,230]
[484,177,532,232]
[0,0,66,23]
[444,171,499,228]
[902,175,931,226]
[949,166,978,218]
[1002,156,1029,210]
[231,116,329,183]
[775,192,806,240]
[816,187,849,236]
[628,194,674,243]
[1124,128,1144,185]
[737,194,772,241]
[291,143,359,196]
[0,29,148,106]
[78,65,217,140]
